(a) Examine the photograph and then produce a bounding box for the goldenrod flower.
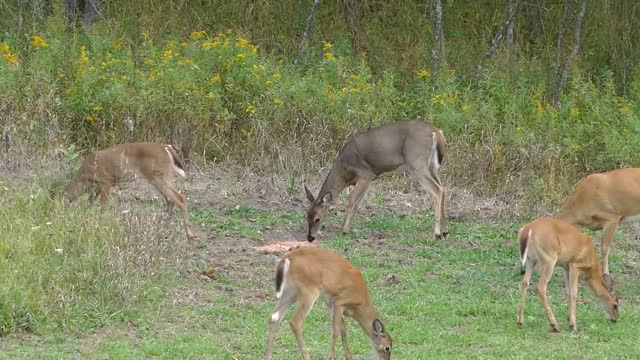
[210,74,221,83]
[236,53,246,60]
[85,115,95,125]
[121,75,128,80]
[89,66,96,71]
[516,127,523,133]
[613,96,625,103]
[462,105,470,112]
[535,99,543,116]
[101,61,108,68]
[322,40,333,51]
[0,42,9,54]
[245,104,256,114]
[190,31,206,40]
[79,45,89,63]
[273,97,283,105]
[250,45,258,54]
[236,37,250,47]
[571,107,580,116]
[31,35,48,48]
[324,52,335,61]
[4,53,17,64]
[416,69,430,79]
[163,49,173,57]
[619,106,632,115]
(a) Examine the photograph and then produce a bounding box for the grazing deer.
[266,247,392,360]
[517,217,618,333]
[556,167,640,274]
[63,142,195,240]
[304,119,447,242]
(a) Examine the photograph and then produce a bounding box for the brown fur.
[556,167,640,274]
[517,217,618,333]
[304,119,448,242]
[266,247,392,360]
[63,142,194,240]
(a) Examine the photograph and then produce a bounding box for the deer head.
[602,273,619,322]
[304,185,331,242]
[371,319,393,360]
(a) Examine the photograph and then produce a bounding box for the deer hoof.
[516,321,523,329]
[551,324,560,333]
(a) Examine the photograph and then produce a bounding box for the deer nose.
[307,235,315,242]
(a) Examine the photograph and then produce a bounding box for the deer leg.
[428,167,448,236]
[562,266,571,298]
[151,180,195,241]
[341,179,370,234]
[266,291,297,360]
[536,258,560,332]
[517,259,535,328]
[601,221,619,274]
[568,264,580,331]
[289,293,318,360]
[97,183,112,209]
[411,169,446,239]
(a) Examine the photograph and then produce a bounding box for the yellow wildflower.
[416,69,430,79]
[210,74,221,83]
[236,53,246,60]
[101,61,108,68]
[101,76,108,81]
[324,52,335,61]
[245,104,256,114]
[144,59,153,65]
[79,46,89,63]
[4,53,17,64]
[179,58,193,66]
[181,42,189,48]
[190,31,206,40]
[619,106,632,115]
[31,35,48,48]
[0,42,9,54]
[165,40,177,49]
[430,94,445,105]
[163,49,173,57]
[250,45,258,54]
[265,80,273,86]
[272,70,281,79]
[516,127,523,133]
[613,96,625,103]
[236,37,250,47]
[206,92,215,99]
[121,75,128,80]
[349,88,360,94]
[571,107,580,116]
[142,32,150,42]
[273,97,283,105]
[462,105,470,112]
[322,40,333,51]
[85,115,95,125]
[535,99,543,116]
[89,66,96,71]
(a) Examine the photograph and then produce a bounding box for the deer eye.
[314,218,320,223]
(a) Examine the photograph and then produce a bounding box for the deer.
[555,167,640,275]
[62,142,195,241]
[266,247,392,360]
[517,217,618,333]
[304,119,447,242]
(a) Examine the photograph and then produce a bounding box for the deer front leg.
[601,220,619,275]
[341,179,370,234]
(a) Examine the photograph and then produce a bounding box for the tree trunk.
[477,0,519,70]
[240,0,255,28]
[506,0,518,47]
[66,0,100,31]
[338,0,364,51]
[430,0,445,74]
[553,0,570,84]
[552,0,588,108]
[295,0,321,65]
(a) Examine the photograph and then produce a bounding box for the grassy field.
[1,167,639,360]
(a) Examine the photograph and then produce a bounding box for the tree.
[477,0,520,71]
[429,0,445,74]
[66,0,100,30]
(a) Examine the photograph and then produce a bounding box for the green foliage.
[0,181,179,335]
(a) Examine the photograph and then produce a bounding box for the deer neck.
[317,164,349,204]
[352,303,378,338]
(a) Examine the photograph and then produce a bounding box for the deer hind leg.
[567,264,580,331]
[601,220,619,275]
[151,179,195,241]
[536,257,560,332]
[410,167,446,239]
[517,259,535,328]
[289,292,318,360]
[96,182,113,209]
[266,290,297,360]
[341,179,370,234]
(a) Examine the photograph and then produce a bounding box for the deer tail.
[519,227,532,269]
[275,257,291,299]
[164,145,186,177]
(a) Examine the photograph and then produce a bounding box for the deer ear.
[304,185,315,203]
[320,192,332,205]
[603,273,615,294]
[373,319,385,335]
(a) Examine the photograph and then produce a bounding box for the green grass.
[2,193,639,359]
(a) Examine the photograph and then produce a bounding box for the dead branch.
[477,0,520,71]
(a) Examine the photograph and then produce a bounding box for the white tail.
[266,247,392,360]
[520,229,531,267]
[63,142,194,241]
[304,119,447,242]
[165,146,186,177]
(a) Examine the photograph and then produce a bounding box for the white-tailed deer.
[304,119,447,242]
[517,217,618,332]
[266,247,392,360]
[63,142,195,240]
[556,167,640,274]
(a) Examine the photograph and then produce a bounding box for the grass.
[1,190,639,359]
